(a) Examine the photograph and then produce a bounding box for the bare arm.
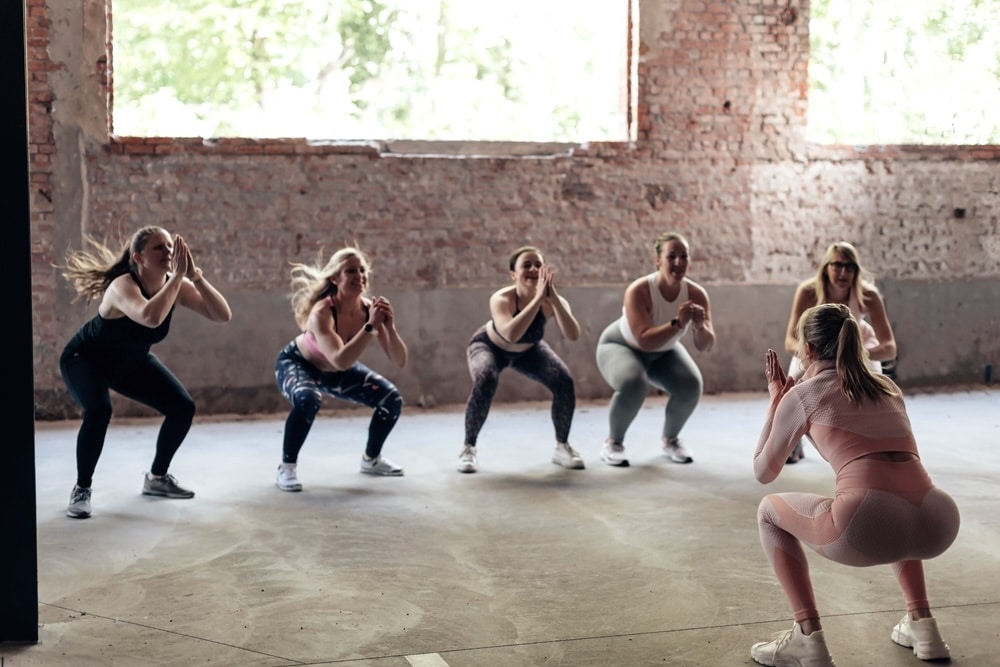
[307,301,380,371]
[371,296,408,368]
[173,236,231,323]
[103,271,185,328]
[863,289,897,362]
[490,281,546,344]
[753,349,805,483]
[543,271,580,341]
[784,283,816,353]
[684,281,715,352]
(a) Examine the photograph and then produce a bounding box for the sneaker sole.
[142,490,195,499]
[890,630,951,660]
[457,465,478,473]
[360,470,404,476]
[665,454,694,464]
[276,483,303,492]
[66,510,91,519]
[601,455,629,467]
[552,458,586,469]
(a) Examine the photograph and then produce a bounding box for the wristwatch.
[670,317,680,328]
[363,323,376,335]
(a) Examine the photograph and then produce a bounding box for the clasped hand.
[764,348,795,396]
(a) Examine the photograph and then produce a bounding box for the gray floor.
[6,389,999,666]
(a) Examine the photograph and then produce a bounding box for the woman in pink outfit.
[749,303,959,667]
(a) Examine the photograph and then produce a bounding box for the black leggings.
[60,349,195,488]
[275,341,403,462]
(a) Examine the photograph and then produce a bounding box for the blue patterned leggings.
[275,341,403,462]
[464,327,576,446]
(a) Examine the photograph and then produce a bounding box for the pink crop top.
[754,361,918,484]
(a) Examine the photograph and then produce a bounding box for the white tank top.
[620,274,691,351]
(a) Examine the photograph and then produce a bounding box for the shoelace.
[769,628,794,652]
[71,488,90,503]
[460,446,475,459]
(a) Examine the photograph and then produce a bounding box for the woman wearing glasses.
[782,242,897,462]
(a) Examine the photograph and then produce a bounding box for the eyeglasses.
[827,261,858,272]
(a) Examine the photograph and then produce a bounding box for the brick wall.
[29,0,1000,419]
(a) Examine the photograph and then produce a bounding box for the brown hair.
[654,231,689,257]
[508,246,542,271]
[59,226,167,302]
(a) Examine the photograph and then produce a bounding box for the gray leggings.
[595,320,703,443]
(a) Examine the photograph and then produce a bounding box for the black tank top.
[65,272,174,366]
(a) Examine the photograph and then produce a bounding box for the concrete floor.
[5,389,999,666]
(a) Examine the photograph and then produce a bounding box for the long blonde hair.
[59,226,167,303]
[797,303,898,404]
[289,247,371,329]
[813,241,876,308]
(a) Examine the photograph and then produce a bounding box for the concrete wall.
[28,0,1000,419]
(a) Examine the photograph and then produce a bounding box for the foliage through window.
[112,0,631,143]
[809,0,1000,145]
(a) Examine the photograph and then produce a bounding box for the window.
[111,0,632,143]
[808,0,1000,145]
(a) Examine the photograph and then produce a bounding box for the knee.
[291,389,322,422]
[167,394,196,423]
[617,374,648,399]
[673,375,703,404]
[757,496,777,526]
[553,373,575,398]
[82,401,113,426]
[378,389,403,422]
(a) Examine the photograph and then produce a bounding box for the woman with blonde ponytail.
[747,304,960,667]
[59,226,232,519]
[273,247,408,491]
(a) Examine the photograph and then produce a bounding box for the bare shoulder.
[684,277,710,301]
[861,282,883,299]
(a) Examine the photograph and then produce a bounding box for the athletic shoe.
[142,473,195,498]
[552,442,585,469]
[787,440,805,464]
[457,445,478,473]
[600,441,629,467]
[662,437,693,464]
[750,622,836,667]
[66,485,92,519]
[891,615,951,660]
[360,455,404,476]
[275,463,303,492]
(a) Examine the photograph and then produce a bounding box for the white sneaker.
[67,485,92,519]
[360,455,404,476]
[457,445,478,473]
[275,463,302,492]
[662,437,693,464]
[750,622,835,667]
[600,440,629,467]
[891,615,951,660]
[552,442,585,469]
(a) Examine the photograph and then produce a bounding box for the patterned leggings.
[757,458,960,622]
[275,341,403,462]
[464,327,575,446]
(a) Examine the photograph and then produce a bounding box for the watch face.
[364,323,373,332]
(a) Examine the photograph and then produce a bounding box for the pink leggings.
[757,458,960,622]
